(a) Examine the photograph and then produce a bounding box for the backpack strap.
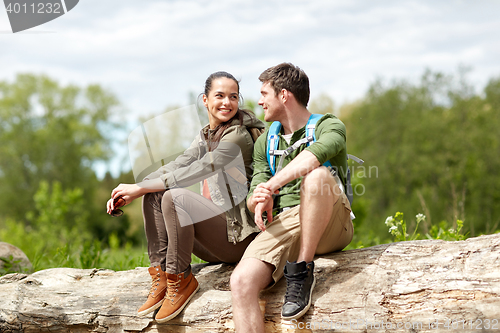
[267,114,329,175]
[305,114,332,168]
[307,115,365,205]
[305,114,321,143]
[345,154,364,205]
[265,114,367,212]
[266,121,282,176]
[265,114,365,208]
[347,154,364,165]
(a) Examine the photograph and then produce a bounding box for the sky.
[1,0,499,175]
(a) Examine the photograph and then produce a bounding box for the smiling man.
[230,63,354,332]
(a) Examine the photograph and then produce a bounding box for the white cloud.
[1,0,499,177]
[1,0,499,130]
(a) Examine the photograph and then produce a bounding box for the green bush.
[0,181,92,271]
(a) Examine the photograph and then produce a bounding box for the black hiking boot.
[281,261,316,320]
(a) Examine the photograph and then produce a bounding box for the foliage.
[2,69,499,276]
[101,234,148,271]
[0,179,151,274]
[385,212,423,242]
[98,170,140,245]
[0,255,27,275]
[344,69,500,239]
[309,93,335,115]
[0,180,89,270]
[384,211,467,243]
[243,98,264,122]
[345,230,382,250]
[427,219,468,241]
[0,73,124,241]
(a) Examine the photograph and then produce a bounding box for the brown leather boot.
[155,266,199,323]
[137,266,168,316]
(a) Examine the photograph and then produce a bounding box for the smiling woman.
[106,71,265,324]
[203,74,240,129]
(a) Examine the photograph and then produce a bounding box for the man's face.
[259,82,285,122]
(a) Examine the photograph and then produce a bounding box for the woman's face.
[203,77,239,129]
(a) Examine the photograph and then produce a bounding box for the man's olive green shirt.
[247,114,348,212]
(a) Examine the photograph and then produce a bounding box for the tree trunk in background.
[1,234,500,332]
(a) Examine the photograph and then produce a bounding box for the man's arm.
[250,150,320,231]
[263,150,320,193]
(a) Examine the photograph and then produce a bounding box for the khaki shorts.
[241,191,353,287]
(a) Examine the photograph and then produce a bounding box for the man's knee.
[230,259,273,298]
[304,166,331,182]
[301,167,337,197]
[230,265,254,301]
[230,267,247,297]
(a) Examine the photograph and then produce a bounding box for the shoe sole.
[281,275,316,321]
[137,298,164,317]
[155,283,200,323]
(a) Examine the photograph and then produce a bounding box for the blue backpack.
[266,114,363,205]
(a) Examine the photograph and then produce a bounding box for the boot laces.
[167,279,181,300]
[149,274,161,296]
[284,271,308,303]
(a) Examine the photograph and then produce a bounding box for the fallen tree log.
[1,234,500,332]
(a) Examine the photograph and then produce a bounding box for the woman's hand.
[106,179,166,215]
[111,183,146,201]
[106,183,147,215]
[106,197,124,215]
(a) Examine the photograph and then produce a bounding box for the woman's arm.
[157,126,248,189]
[106,178,165,214]
[142,134,201,182]
[106,126,248,214]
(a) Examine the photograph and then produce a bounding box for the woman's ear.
[202,94,208,108]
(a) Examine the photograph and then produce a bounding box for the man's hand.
[250,182,279,231]
[254,200,273,231]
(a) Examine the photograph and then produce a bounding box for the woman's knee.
[143,190,167,211]
[161,188,196,209]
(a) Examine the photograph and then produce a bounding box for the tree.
[0,74,122,238]
[344,69,500,239]
[309,93,335,115]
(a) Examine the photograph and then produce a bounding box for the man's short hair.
[259,63,310,107]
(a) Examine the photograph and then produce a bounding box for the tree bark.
[1,234,500,332]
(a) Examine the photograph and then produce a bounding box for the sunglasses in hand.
[111,196,126,217]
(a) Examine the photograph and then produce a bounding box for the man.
[230,63,354,332]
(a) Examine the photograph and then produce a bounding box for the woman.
[106,72,264,323]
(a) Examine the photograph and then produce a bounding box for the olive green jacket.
[144,112,265,243]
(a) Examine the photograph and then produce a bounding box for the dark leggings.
[142,188,255,274]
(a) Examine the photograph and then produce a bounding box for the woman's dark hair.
[203,71,252,150]
[204,71,240,96]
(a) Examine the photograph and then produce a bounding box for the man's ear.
[280,89,288,103]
